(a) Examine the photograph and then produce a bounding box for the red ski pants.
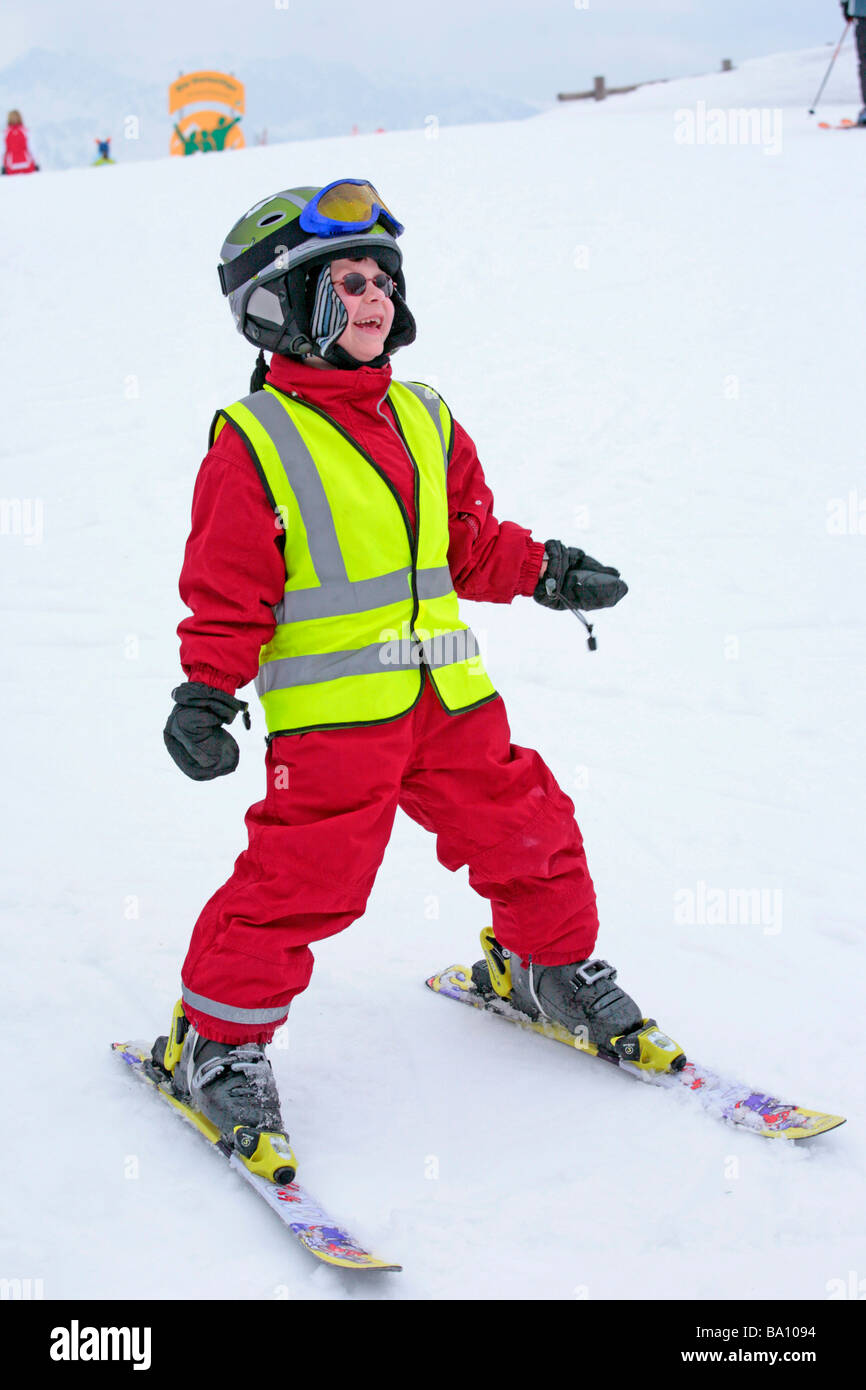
[181,677,599,1043]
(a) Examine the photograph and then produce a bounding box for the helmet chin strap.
[250,349,269,392]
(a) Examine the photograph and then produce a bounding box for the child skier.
[158,180,646,1182]
[3,111,38,175]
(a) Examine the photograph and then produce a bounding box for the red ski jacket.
[3,125,37,175]
[177,354,546,695]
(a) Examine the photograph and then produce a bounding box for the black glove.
[533,538,628,612]
[163,681,250,781]
[841,1,852,19]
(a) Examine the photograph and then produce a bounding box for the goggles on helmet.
[299,180,404,238]
[218,179,404,300]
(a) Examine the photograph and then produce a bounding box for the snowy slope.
[1,44,863,1301]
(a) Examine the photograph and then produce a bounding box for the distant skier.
[93,138,114,165]
[157,179,643,1180]
[841,0,866,123]
[3,111,38,175]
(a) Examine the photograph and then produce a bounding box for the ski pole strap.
[544,576,597,651]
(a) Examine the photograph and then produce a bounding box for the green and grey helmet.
[218,185,415,361]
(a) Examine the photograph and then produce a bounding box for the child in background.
[3,111,39,175]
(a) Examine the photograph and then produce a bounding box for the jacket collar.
[265,353,393,415]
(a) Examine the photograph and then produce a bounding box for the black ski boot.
[472,929,638,1049]
[152,1001,296,1184]
[509,955,643,1050]
[471,929,686,1072]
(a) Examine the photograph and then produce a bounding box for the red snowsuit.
[177,354,600,1043]
[3,125,37,175]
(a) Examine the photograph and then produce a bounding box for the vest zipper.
[378,394,422,642]
[270,386,422,641]
[380,395,498,720]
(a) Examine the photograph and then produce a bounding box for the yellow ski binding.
[160,999,189,1075]
[611,1020,686,1072]
[233,1127,297,1186]
[480,926,513,998]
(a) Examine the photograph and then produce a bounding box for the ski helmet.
[218,182,416,363]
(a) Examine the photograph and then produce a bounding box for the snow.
[1,43,863,1301]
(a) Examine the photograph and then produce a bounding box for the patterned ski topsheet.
[427,966,846,1140]
[112,1042,401,1272]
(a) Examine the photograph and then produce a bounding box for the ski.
[426,965,845,1140]
[817,118,862,129]
[112,1042,401,1271]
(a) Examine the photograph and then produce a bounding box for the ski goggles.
[218,180,404,299]
[299,180,404,239]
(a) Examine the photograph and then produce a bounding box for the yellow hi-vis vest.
[209,380,498,737]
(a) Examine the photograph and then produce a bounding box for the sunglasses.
[332,271,395,298]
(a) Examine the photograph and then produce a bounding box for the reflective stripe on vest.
[214,379,497,735]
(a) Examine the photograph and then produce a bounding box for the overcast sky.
[0,1,847,101]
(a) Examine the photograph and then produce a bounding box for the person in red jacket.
[3,111,39,175]
[158,181,642,1177]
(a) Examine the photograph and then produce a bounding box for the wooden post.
[594,75,606,101]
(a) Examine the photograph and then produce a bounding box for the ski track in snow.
[1,46,863,1300]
